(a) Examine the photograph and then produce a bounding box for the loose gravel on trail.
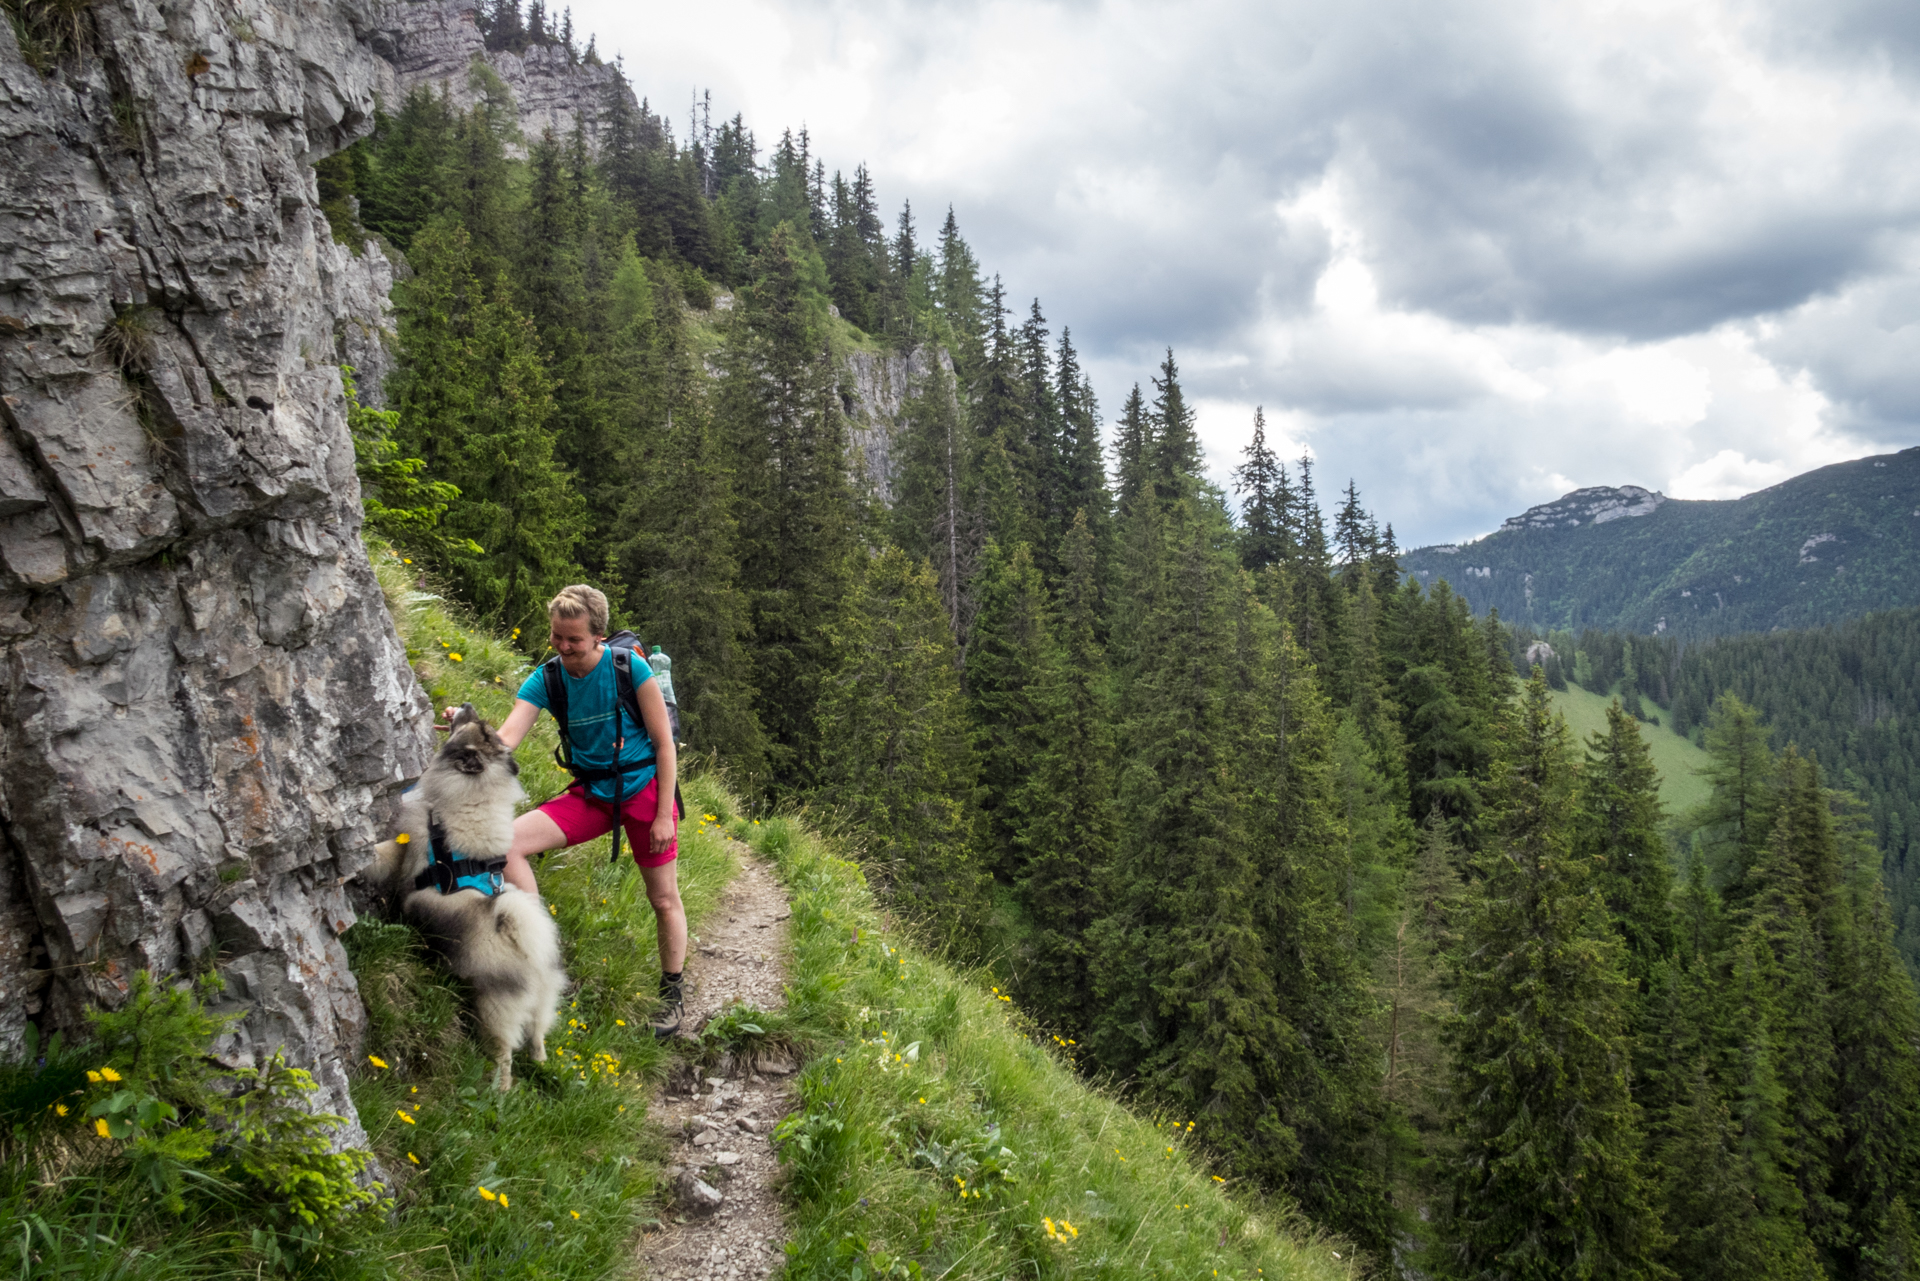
[640,850,796,1281]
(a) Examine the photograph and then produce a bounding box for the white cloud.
[567,0,1920,544]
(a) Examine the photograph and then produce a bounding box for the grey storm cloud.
[582,0,1920,544]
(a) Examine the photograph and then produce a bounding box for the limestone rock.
[1500,485,1667,533]
[377,0,629,160]
[841,345,956,505]
[0,0,428,1140]
[675,1171,724,1215]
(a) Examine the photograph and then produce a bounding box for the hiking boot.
[650,975,685,1039]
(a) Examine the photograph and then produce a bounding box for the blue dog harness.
[411,815,506,897]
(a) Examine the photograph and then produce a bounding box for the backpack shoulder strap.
[541,655,572,758]
[609,647,647,741]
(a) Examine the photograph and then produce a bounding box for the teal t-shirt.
[517,648,656,802]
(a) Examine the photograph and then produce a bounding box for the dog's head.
[439,703,520,778]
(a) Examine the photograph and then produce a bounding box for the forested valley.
[1517,612,1920,988]
[331,19,1920,1274]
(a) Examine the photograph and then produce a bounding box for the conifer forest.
[329,28,1920,1276]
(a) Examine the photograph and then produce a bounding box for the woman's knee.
[511,809,570,860]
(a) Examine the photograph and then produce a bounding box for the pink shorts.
[537,777,678,867]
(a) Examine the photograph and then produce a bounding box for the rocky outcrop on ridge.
[1499,485,1666,532]
[0,0,429,1131]
[376,0,628,157]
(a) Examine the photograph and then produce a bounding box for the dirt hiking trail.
[639,850,796,1281]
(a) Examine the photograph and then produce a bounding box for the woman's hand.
[651,811,676,857]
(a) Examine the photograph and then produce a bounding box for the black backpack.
[540,630,683,864]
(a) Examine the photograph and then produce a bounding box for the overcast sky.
[569,0,1920,547]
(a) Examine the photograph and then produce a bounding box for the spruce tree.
[1234,406,1285,572]
[720,223,857,792]
[1377,809,1463,1201]
[606,251,767,783]
[1829,804,1920,1276]
[1054,329,1112,581]
[1333,478,1378,580]
[1018,299,1068,571]
[1654,1057,1825,1280]
[815,547,989,951]
[964,539,1051,872]
[1014,510,1118,1035]
[1241,593,1396,1253]
[1441,672,1669,1279]
[1148,348,1199,499]
[1689,691,1776,894]
[1087,495,1299,1187]
[391,220,584,631]
[1112,383,1151,516]
[1725,768,1845,1254]
[1575,702,1678,996]
[888,365,980,648]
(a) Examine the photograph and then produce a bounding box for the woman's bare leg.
[639,859,687,974]
[505,808,569,894]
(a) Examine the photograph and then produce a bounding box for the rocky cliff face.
[841,345,956,505]
[0,0,429,1131]
[377,0,627,157]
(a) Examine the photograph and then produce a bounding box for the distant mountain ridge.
[1400,448,1920,637]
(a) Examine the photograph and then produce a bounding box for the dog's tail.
[490,891,562,970]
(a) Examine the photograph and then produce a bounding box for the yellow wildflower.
[615,1019,626,1027]
[407,1152,419,1164]
[368,1055,389,1069]
[569,1210,580,1220]
[449,654,463,662]
[395,833,410,845]
[86,1071,101,1083]
[499,1194,509,1208]
[94,1119,110,1138]
[1063,1220,1078,1238]
[477,1186,496,1202]
[55,1104,69,1117]
[403,558,412,565]
[99,1067,121,1082]
[396,1110,415,1125]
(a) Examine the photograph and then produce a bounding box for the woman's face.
[549,613,602,666]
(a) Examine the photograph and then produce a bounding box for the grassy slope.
[1548,683,1711,817]
[745,815,1354,1281]
[363,544,1350,1281]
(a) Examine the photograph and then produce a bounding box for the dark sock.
[662,970,683,987]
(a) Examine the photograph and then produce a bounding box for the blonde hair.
[547,584,609,637]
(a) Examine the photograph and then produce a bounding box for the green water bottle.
[648,646,678,706]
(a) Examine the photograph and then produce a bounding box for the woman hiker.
[438,583,686,1036]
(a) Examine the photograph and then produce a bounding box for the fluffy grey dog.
[366,705,566,1090]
